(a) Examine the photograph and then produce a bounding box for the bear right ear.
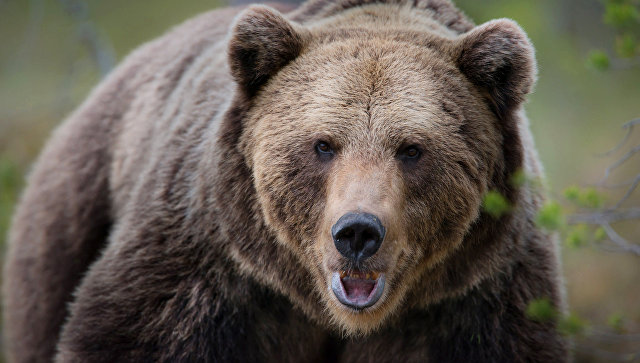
[228,6,307,95]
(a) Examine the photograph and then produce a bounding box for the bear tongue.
[342,277,376,301]
[331,272,386,309]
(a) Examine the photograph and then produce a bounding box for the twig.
[599,173,640,189]
[596,119,637,157]
[623,118,640,129]
[568,207,640,224]
[601,223,640,256]
[574,342,640,362]
[599,145,640,187]
[3,0,44,71]
[612,174,640,209]
[58,0,116,76]
[587,328,640,342]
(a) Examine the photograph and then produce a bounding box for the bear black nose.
[331,212,386,262]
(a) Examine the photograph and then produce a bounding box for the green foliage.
[559,185,609,249]
[616,33,638,57]
[604,2,639,28]
[587,50,611,70]
[0,158,21,195]
[563,186,605,208]
[536,201,565,231]
[591,0,640,68]
[565,224,589,248]
[579,188,606,209]
[501,176,607,250]
[509,169,544,189]
[607,312,625,333]
[526,298,558,323]
[563,185,581,202]
[559,313,587,336]
[482,190,511,218]
[594,226,607,242]
[509,169,528,187]
[526,299,587,337]
[0,157,23,247]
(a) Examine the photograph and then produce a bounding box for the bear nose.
[331,212,386,262]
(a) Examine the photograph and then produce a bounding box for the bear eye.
[398,145,421,162]
[315,141,334,159]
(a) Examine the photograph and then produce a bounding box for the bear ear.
[456,19,537,119]
[228,5,307,95]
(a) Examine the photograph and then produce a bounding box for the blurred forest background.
[0,0,639,361]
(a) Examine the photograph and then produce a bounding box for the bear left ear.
[228,5,307,95]
[456,19,537,119]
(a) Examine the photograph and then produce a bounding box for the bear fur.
[3,0,569,361]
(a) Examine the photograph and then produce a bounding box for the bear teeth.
[338,270,379,280]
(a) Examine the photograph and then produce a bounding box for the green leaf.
[604,3,639,27]
[559,313,586,336]
[594,227,607,242]
[587,50,611,71]
[509,169,527,187]
[536,201,565,231]
[579,187,605,209]
[565,225,589,249]
[0,158,22,193]
[607,312,625,333]
[482,190,510,219]
[526,298,557,323]
[616,33,637,58]
[563,185,581,203]
[563,186,605,208]
[0,157,24,247]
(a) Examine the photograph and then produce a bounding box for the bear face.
[229,5,536,335]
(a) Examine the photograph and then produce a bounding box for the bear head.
[222,4,536,335]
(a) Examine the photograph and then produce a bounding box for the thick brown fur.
[3,0,568,362]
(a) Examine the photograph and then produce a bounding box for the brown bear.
[3,0,569,361]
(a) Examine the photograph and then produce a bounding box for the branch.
[587,328,640,343]
[601,223,640,256]
[611,174,640,209]
[575,327,640,362]
[574,343,640,362]
[58,0,115,76]
[6,0,45,71]
[599,147,640,190]
[597,118,640,158]
[600,174,640,189]
[568,207,640,224]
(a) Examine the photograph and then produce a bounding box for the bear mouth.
[331,270,385,310]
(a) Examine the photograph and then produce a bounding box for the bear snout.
[331,212,386,262]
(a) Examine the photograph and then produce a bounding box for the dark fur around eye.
[398,145,421,162]
[315,140,335,160]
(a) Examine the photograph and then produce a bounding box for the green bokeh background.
[1,0,638,361]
